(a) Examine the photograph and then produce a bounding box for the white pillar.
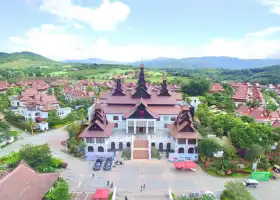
[134,120,136,134]
[126,120,128,133]
[146,120,148,134]
[153,120,156,133]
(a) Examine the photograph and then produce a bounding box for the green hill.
[0,51,68,68]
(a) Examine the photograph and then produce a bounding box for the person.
[125,196,128,200]
[107,181,109,186]
[92,172,94,178]
[140,186,142,192]
[143,184,145,189]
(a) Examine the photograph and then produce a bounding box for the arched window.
[178,147,184,153]
[98,146,104,152]
[88,146,94,152]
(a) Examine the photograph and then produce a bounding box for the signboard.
[169,153,198,162]
[250,172,271,181]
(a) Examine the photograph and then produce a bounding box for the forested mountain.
[65,56,280,69]
[165,65,280,84]
[0,51,67,68]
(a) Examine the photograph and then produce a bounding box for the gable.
[128,104,155,119]
[88,122,103,131]
[181,125,195,132]
[132,87,151,99]
[158,89,171,96]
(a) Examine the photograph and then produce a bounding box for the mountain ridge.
[64,56,280,69]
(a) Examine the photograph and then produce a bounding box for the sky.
[1,0,280,61]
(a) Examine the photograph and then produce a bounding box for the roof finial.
[140,57,144,68]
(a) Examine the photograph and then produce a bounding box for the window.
[96,138,105,144]
[113,116,119,120]
[178,139,186,144]
[188,139,196,145]
[171,117,176,121]
[163,116,169,121]
[115,123,118,128]
[86,137,94,143]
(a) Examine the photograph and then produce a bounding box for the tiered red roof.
[80,102,114,138]
[210,83,225,93]
[167,106,200,139]
[252,87,263,103]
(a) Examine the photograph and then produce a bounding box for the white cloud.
[246,26,280,37]
[8,24,280,61]
[259,0,280,14]
[39,0,130,31]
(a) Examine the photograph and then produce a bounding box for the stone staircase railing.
[131,135,135,159]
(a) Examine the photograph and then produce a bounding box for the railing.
[131,135,135,159]
[147,135,151,159]
[149,135,173,142]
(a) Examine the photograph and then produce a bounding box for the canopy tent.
[93,188,110,200]
[174,161,197,169]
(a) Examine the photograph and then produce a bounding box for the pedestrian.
[107,181,109,186]
[140,186,142,192]
[125,196,128,200]
[92,172,94,178]
[143,184,145,189]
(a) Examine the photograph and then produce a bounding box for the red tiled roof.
[232,85,248,100]
[104,90,178,105]
[0,81,9,91]
[0,160,59,200]
[210,83,225,93]
[272,120,280,128]
[65,86,95,99]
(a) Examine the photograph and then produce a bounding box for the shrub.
[36,165,55,173]
[51,158,63,168]
[121,148,131,159]
[2,152,21,168]
[258,157,270,170]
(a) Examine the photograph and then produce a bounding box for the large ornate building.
[82,64,200,160]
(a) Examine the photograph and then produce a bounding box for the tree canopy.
[181,79,211,96]
[220,181,254,200]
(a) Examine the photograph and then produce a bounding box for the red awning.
[174,161,197,169]
[35,117,44,122]
[93,188,110,200]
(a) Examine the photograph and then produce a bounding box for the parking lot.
[64,158,280,200]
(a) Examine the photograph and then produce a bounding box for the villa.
[82,64,200,160]
[10,87,71,121]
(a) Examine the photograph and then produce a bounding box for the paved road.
[0,129,279,200]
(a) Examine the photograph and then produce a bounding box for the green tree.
[181,79,211,96]
[245,144,264,162]
[45,178,70,200]
[0,94,11,111]
[266,100,278,111]
[27,119,36,135]
[220,181,254,200]
[87,85,94,92]
[240,115,254,123]
[47,110,62,127]
[19,144,52,169]
[198,138,221,157]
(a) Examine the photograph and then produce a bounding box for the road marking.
[77,181,82,189]
[85,193,89,200]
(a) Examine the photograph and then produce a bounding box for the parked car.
[243,179,259,188]
[93,159,103,171]
[272,165,280,173]
[103,157,113,171]
[186,192,200,198]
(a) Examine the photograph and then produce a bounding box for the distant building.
[209,83,225,93]
[10,87,71,121]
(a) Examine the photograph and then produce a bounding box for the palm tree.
[77,109,86,124]
[27,119,36,135]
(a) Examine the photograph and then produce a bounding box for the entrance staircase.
[131,135,151,159]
